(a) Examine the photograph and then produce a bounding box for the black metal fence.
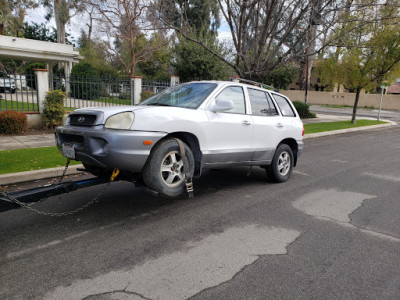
[1,73,177,112]
[0,74,38,112]
[141,80,172,102]
[52,75,132,109]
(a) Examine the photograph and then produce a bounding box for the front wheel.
[266,144,294,183]
[143,138,194,197]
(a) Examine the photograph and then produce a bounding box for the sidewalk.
[0,134,55,151]
[0,112,397,185]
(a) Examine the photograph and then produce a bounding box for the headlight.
[105,112,134,129]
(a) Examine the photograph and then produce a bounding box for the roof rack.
[228,78,279,92]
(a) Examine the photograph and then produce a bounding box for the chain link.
[59,158,71,183]
[1,158,120,217]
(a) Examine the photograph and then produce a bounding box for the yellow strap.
[110,168,120,181]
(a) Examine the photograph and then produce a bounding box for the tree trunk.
[351,88,361,124]
[54,0,68,44]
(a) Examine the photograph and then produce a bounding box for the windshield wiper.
[146,103,172,106]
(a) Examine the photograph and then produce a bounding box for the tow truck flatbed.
[0,177,109,213]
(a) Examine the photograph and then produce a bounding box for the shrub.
[0,111,27,134]
[41,90,65,128]
[70,62,101,100]
[292,101,316,119]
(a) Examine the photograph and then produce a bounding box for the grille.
[69,114,97,126]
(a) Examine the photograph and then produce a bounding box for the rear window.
[272,94,296,117]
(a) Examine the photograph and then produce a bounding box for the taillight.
[302,124,305,136]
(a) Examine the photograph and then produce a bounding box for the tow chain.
[59,158,71,183]
[0,159,120,217]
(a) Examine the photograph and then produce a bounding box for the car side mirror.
[209,99,234,113]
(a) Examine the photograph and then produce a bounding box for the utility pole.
[377,85,385,121]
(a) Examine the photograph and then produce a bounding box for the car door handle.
[277,123,284,128]
[242,120,251,126]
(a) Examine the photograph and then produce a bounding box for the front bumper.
[55,126,167,172]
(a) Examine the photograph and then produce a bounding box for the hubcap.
[277,151,291,176]
[160,151,185,188]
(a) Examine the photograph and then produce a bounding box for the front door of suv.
[204,86,253,164]
[247,88,282,163]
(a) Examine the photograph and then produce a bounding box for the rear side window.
[216,86,246,114]
[248,88,278,116]
[272,94,296,117]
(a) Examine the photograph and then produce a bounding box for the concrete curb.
[303,120,397,139]
[0,120,397,186]
[0,164,84,186]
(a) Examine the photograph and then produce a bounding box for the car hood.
[70,106,148,121]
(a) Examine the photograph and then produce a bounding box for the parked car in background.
[56,79,304,197]
[0,72,16,93]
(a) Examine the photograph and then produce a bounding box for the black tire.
[266,144,294,183]
[143,138,195,197]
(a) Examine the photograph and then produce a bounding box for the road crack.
[82,289,152,300]
[316,216,400,242]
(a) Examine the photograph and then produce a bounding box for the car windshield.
[140,82,218,109]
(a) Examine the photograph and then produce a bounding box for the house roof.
[387,82,400,94]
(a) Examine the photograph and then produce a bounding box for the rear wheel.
[266,144,294,183]
[143,138,194,197]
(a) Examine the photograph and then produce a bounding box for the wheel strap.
[175,138,194,198]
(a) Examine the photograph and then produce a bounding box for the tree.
[23,22,57,42]
[0,0,36,35]
[88,0,168,76]
[159,0,344,80]
[173,31,229,81]
[77,30,118,78]
[160,0,220,34]
[260,65,298,90]
[137,34,171,80]
[70,61,101,99]
[318,0,400,123]
[42,0,84,44]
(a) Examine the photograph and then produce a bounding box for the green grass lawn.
[0,147,79,175]
[304,119,386,134]
[0,99,38,111]
[320,104,376,110]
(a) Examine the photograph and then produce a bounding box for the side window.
[215,86,245,114]
[248,88,278,116]
[272,94,296,117]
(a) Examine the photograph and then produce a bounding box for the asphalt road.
[1,125,400,300]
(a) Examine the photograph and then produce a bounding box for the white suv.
[56,80,304,197]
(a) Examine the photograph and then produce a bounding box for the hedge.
[292,101,316,119]
[0,111,27,134]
